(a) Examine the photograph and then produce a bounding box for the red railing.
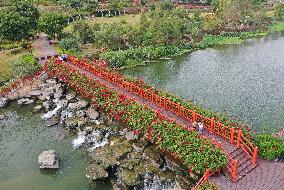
[65,55,258,177]
[191,169,217,190]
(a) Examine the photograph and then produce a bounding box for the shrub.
[274,4,284,21]
[10,54,40,78]
[254,134,284,160]
[100,45,184,68]
[59,37,80,52]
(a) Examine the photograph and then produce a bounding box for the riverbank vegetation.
[254,133,284,160]
[56,0,284,69]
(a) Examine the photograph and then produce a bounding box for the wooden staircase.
[226,148,258,181]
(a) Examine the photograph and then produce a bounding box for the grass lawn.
[0,49,27,85]
[65,14,141,32]
[271,22,284,32]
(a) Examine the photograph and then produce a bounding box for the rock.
[58,99,68,109]
[143,148,163,168]
[0,97,8,108]
[86,108,99,120]
[46,118,60,127]
[125,131,137,141]
[0,114,5,120]
[67,100,88,111]
[29,90,42,97]
[33,105,43,113]
[45,79,57,85]
[111,179,128,190]
[38,150,59,169]
[86,163,108,181]
[86,127,93,134]
[43,100,52,110]
[165,156,180,171]
[132,143,145,153]
[17,98,34,105]
[76,110,86,117]
[117,169,141,187]
[78,117,88,127]
[66,93,76,101]
[65,118,78,129]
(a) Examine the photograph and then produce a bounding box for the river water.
[0,102,112,190]
[123,32,284,132]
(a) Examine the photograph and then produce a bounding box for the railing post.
[230,128,236,144]
[237,130,242,147]
[163,98,166,109]
[232,160,238,181]
[210,118,214,133]
[129,82,133,92]
[252,147,258,165]
[140,88,143,98]
[151,92,154,103]
[192,112,196,122]
[177,103,181,116]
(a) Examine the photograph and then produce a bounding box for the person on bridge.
[192,121,198,131]
[198,122,204,134]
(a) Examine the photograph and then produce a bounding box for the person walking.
[198,122,204,134]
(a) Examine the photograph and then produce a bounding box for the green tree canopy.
[12,1,40,29]
[0,11,30,41]
[38,13,68,39]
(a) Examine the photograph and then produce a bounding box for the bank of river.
[0,102,112,190]
[122,32,284,132]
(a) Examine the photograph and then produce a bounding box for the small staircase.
[227,148,258,181]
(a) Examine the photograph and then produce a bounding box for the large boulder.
[38,150,59,169]
[143,148,163,168]
[86,108,99,120]
[66,93,76,101]
[67,100,88,111]
[17,98,34,105]
[86,163,108,181]
[0,97,8,108]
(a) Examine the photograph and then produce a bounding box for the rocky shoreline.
[0,72,200,190]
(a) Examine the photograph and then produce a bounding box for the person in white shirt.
[198,122,204,134]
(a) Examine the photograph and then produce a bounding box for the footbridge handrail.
[64,56,258,167]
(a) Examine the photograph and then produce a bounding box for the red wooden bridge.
[54,55,259,183]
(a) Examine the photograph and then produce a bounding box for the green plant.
[59,37,80,51]
[10,54,40,78]
[254,134,284,160]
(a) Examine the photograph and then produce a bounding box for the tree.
[59,37,80,51]
[274,3,284,21]
[94,22,132,50]
[11,0,40,29]
[38,13,68,39]
[72,21,95,44]
[0,11,30,41]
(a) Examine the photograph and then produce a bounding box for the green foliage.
[109,0,131,11]
[274,4,284,21]
[59,37,80,51]
[100,45,185,68]
[10,54,40,78]
[254,134,284,160]
[93,22,132,50]
[38,12,68,39]
[57,0,98,13]
[72,21,94,44]
[12,1,40,29]
[0,11,30,41]
[271,22,284,32]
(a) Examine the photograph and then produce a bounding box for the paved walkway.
[32,33,57,63]
[211,159,284,190]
